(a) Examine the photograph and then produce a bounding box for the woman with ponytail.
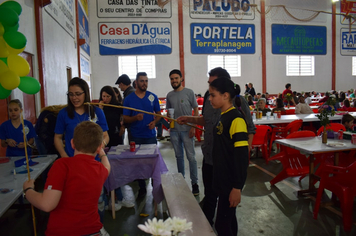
[208,77,249,236]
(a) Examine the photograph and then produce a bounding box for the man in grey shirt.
[166,69,200,195]
[177,67,256,226]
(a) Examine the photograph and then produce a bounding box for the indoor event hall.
[1,0,356,236]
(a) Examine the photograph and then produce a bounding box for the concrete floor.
[1,130,356,236]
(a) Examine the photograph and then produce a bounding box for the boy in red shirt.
[23,121,110,236]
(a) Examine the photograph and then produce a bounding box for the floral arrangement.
[138,217,193,236]
[316,97,336,128]
[285,93,293,102]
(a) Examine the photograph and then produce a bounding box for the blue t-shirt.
[54,107,108,157]
[0,120,36,156]
[123,91,160,138]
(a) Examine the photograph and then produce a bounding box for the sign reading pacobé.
[190,23,255,54]
[189,0,255,20]
[272,24,326,55]
[98,22,172,55]
[97,0,172,18]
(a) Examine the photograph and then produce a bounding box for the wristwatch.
[23,187,34,196]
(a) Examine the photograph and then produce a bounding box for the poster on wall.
[80,0,88,16]
[78,1,90,56]
[189,0,255,20]
[271,24,326,55]
[340,28,356,55]
[97,0,171,18]
[80,54,91,94]
[340,0,356,25]
[44,0,75,38]
[98,22,172,55]
[190,23,255,54]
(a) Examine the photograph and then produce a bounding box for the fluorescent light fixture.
[332,0,339,2]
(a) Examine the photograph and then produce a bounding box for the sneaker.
[120,198,135,208]
[157,136,165,140]
[105,202,122,211]
[100,227,110,236]
[192,184,199,196]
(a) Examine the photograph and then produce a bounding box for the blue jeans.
[170,131,198,185]
[156,118,170,137]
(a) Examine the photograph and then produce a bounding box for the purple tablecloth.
[104,146,168,203]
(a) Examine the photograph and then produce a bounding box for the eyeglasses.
[67,92,85,97]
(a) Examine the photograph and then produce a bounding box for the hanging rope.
[248,3,356,24]
[86,102,205,132]
[21,113,37,236]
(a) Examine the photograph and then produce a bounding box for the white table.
[253,112,356,125]
[275,137,356,196]
[0,155,57,217]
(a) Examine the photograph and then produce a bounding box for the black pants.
[215,194,238,236]
[202,161,218,226]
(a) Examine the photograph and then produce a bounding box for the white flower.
[137,218,171,236]
[166,217,193,235]
[138,217,193,236]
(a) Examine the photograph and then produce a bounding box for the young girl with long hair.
[99,86,124,147]
[208,77,249,236]
[0,99,36,156]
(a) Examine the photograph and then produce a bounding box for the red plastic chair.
[285,109,296,115]
[316,123,346,136]
[251,125,272,164]
[313,161,356,232]
[270,131,316,185]
[269,119,303,157]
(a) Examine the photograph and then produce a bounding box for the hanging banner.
[190,23,255,54]
[189,0,255,20]
[78,1,90,55]
[340,0,356,25]
[44,0,75,38]
[97,0,172,18]
[341,28,356,55]
[98,22,172,55]
[271,24,326,55]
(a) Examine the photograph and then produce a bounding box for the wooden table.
[275,137,356,196]
[0,154,57,217]
[103,144,168,218]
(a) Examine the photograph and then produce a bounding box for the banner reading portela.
[272,24,326,55]
[99,22,172,55]
[190,23,255,54]
[97,0,172,18]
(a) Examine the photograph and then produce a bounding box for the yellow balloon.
[7,54,30,76]
[0,60,8,74]
[0,37,9,58]
[7,44,25,54]
[0,23,4,36]
[0,70,20,90]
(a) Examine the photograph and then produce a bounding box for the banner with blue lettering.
[98,22,172,55]
[272,24,326,55]
[340,28,356,55]
[190,23,255,54]
[78,1,90,55]
[189,0,255,20]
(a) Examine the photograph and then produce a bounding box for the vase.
[287,103,290,109]
[322,131,328,144]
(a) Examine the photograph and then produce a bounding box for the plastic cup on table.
[273,113,277,120]
[266,112,271,120]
